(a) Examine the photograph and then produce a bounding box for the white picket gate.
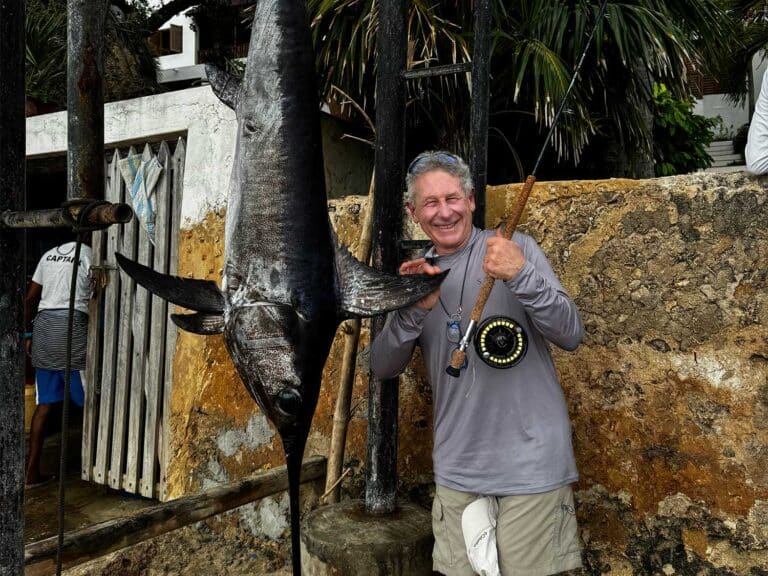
[81,138,186,500]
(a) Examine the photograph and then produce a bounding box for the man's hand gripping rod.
[446,0,608,377]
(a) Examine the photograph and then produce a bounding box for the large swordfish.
[115,1,445,574]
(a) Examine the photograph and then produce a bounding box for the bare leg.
[25,403,53,485]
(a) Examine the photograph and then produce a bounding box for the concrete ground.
[24,388,155,545]
[24,474,155,544]
[23,431,294,576]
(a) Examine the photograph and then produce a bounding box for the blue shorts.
[35,369,85,407]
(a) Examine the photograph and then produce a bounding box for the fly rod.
[447,0,609,377]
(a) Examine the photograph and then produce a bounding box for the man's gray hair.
[405,150,473,204]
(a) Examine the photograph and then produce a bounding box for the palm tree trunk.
[604,61,654,178]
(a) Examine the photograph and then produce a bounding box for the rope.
[55,199,110,575]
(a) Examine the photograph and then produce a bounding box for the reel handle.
[445,175,536,377]
[446,319,477,376]
[445,362,462,378]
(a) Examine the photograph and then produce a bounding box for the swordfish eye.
[223,273,241,293]
[242,120,257,135]
[275,388,302,417]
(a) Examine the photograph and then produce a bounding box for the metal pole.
[55,2,108,573]
[366,0,407,515]
[0,0,27,572]
[68,0,107,202]
[0,203,133,229]
[470,0,491,228]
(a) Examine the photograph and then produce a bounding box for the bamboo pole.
[324,178,375,503]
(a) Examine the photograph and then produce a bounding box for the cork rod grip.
[446,175,537,376]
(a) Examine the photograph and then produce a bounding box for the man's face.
[408,170,475,255]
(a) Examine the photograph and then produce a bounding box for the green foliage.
[703,0,768,103]
[24,0,165,109]
[25,0,67,106]
[307,0,733,178]
[652,83,718,176]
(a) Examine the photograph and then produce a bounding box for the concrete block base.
[301,499,434,575]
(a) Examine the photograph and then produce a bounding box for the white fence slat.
[93,152,123,485]
[109,146,139,490]
[140,141,172,497]
[81,157,109,481]
[84,138,186,499]
[124,144,154,493]
[160,138,185,501]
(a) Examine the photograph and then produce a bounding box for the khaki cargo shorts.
[432,483,582,576]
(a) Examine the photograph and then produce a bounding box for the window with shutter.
[148,26,184,56]
[169,25,183,54]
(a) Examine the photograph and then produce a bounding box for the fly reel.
[474,316,527,369]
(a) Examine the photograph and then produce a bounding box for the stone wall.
[167,171,767,574]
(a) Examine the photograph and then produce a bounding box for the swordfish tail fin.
[115,252,225,334]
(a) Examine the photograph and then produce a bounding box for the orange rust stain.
[682,529,709,557]
[168,211,272,497]
[570,348,767,517]
[584,509,630,550]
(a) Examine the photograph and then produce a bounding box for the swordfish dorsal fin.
[205,63,242,111]
[333,241,449,318]
[115,253,225,335]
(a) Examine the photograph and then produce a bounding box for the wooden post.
[0,0,27,573]
[366,0,407,515]
[470,0,491,229]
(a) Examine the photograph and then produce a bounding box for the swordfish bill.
[115,1,446,574]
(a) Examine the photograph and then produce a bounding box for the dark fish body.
[116,2,447,574]
[220,0,335,438]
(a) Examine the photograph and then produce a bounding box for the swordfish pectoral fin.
[171,312,225,335]
[334,242,449,317]
[205,63,242,111]
[115,253,225,316]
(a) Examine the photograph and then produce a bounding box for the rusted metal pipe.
[0,202,133,229]
[0,0,27,573]
[403,62,472,80]
[67,0,107,202]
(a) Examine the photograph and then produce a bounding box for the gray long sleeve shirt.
[371,227,583,496]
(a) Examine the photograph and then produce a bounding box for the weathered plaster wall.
[25,85,366,221]
[169,171,767,573]
[26,86,236,226]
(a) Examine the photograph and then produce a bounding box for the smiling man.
[371,150,585,576]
